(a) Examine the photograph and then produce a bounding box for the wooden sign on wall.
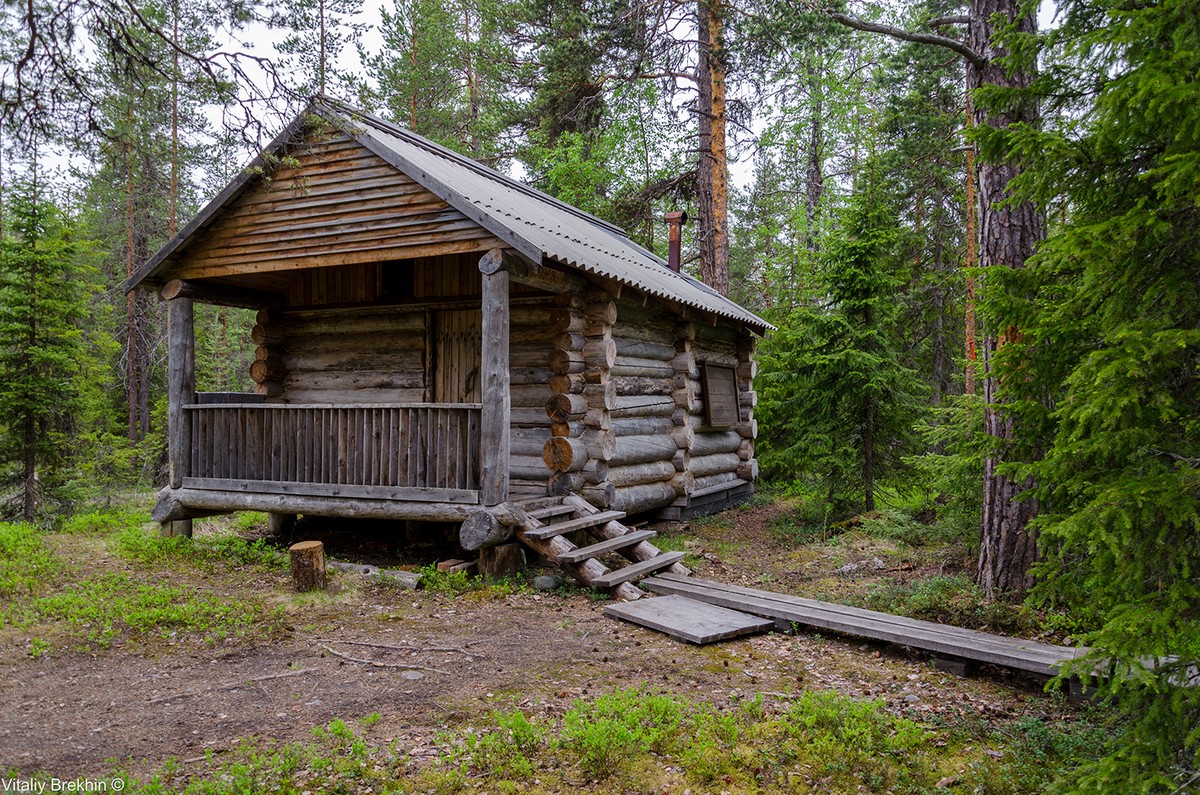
[700,362,738,428]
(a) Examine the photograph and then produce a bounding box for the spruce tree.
[756,167,926,515]
[0,175,87,520]
[978,0,1200,788]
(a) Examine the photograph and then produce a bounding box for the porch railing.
[182,402,482,503]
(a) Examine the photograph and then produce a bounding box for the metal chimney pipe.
[665,211,687,272]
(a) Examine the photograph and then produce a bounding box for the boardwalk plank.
[605,595,774,644]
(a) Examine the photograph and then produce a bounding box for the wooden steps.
[513,495,689,599]
[592,551,685,588]
[556,529,657,564]
[644,574,1087,676]
[523,510,627,541]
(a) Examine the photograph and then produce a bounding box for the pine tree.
[0,173,88,520]
[979,0,1200,787]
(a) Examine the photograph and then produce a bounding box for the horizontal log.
[692,431,743,457]
[279,387,424,403]
[583,380,618,410]
[251,324,286,345]
[612,395,676,419]
[675,320,697,342]
[692,471,739,492]
[671,470,695,497]
[282,370,424,391]
[607,461,676,489]
[614,376,675,397]
[584,407,611,429]
[255,382,285,398]
[740,390,758,408]
[510,325,556,344]
[550,307,586,333]
[582,480,616,509]
[281,331,426,355]
[511,406,553,427]
[671,352,698,377]
[511,383,553,406]
[249,359,287,383]
[543,435,588,472]
[548,471,585,496]
[584,300,617,326]
[609,481,677,515]
[582,459,608,484]
[460,508,512,551]
[583,337,617,369]
[738,438,754,460]
[554,331,586,352]
[152,486,474,523]
[610,359,675,379]
[736,459,759,481]
[737,360,757,381]
[278,311,425,337]
[672,425,695,451]
[551,420,584,438]
[690,452,742,478]
[510,435,551,457]
[163,279,283,310]
[549,349,586,375]
[546,393,588,422]
[737,419,759,439]
[281,349,424,372]
[511,367,553,386]
[584,428,617,461]
[550,373,586,394]
[611,434,679,467]
[610,416,676,437]
[613,337,675,362]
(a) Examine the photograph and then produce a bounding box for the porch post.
[164,295,195,537]
[479,249,512,506]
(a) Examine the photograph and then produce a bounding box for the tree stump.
[479,543,526,580]
[289,540,326,591]
[460,508,513,551]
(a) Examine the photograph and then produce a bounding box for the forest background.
[0,0,1197,790]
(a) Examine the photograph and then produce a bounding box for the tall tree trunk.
[804,58,824,269]
[963,93,978,396]
[696,0,729,296]
[124,121,141,442]
[969,0,1043,599]
[22,156,39,521]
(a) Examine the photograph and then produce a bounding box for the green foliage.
[0,521,60,600]
[111,525,287,571]
[757,172,927,516]
[561,687,686,777]
[850,575,1032,635]
[33,571,279,648]
[57,505,148,534]
[973,0,1200,788]
[0,176,92,519]
[417,563,522,597]
[908,393,989,542]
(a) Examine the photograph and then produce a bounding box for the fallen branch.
[148,668,317,704]
[314,639,486,659]
[318,644,448,675]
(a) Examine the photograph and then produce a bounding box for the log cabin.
[126,97,770,595]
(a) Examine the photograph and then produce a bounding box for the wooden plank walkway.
[604,595,775,644]
[643,574,1088,677]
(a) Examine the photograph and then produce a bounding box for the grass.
[101,687,1110,794]
[417,563,526,599]
[0,518,287,654]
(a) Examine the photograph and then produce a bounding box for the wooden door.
[434,309,482,403]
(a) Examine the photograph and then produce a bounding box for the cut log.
[549,349,585,375]
[584,300,617,326]
[610,482,677,515]
[543,436,588,472]
[582,480,616,508]
[607,461,677,489]
[461,508,514,551]
[583,337,617,369]
[548,471,585,496]
[479,543,526,579]
[551,421,584,438]
[249,359,287,383]
[611,434,680,467]
[736,459,759,481]
[546,393,588,422]
[554,331,586,352]
[690,452,742,478]
[550,307,586,333]
[671,470,696,496]
[550,373,586,394]
[692,431,742,457]
[583,428,617,461]
[160,519,193,538]
[583,380,618,410]
[251,323,286,345]
[267,513,296,536]
[289,540,327,592]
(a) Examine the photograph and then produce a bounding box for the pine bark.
[696,0,729,296]
[968,0,1043,598]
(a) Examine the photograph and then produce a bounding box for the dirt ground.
[0,499,1076,780]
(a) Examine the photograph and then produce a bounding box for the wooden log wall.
[675,322,758,519]
[602,302,691,515]
[507,302,556,490]
[542,293,593,498]
[255,306,429,404]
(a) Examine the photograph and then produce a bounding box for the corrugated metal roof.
[318,99,770,332]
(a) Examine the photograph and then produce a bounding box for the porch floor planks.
[643,574,1087,676]
[604,595,775,645]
